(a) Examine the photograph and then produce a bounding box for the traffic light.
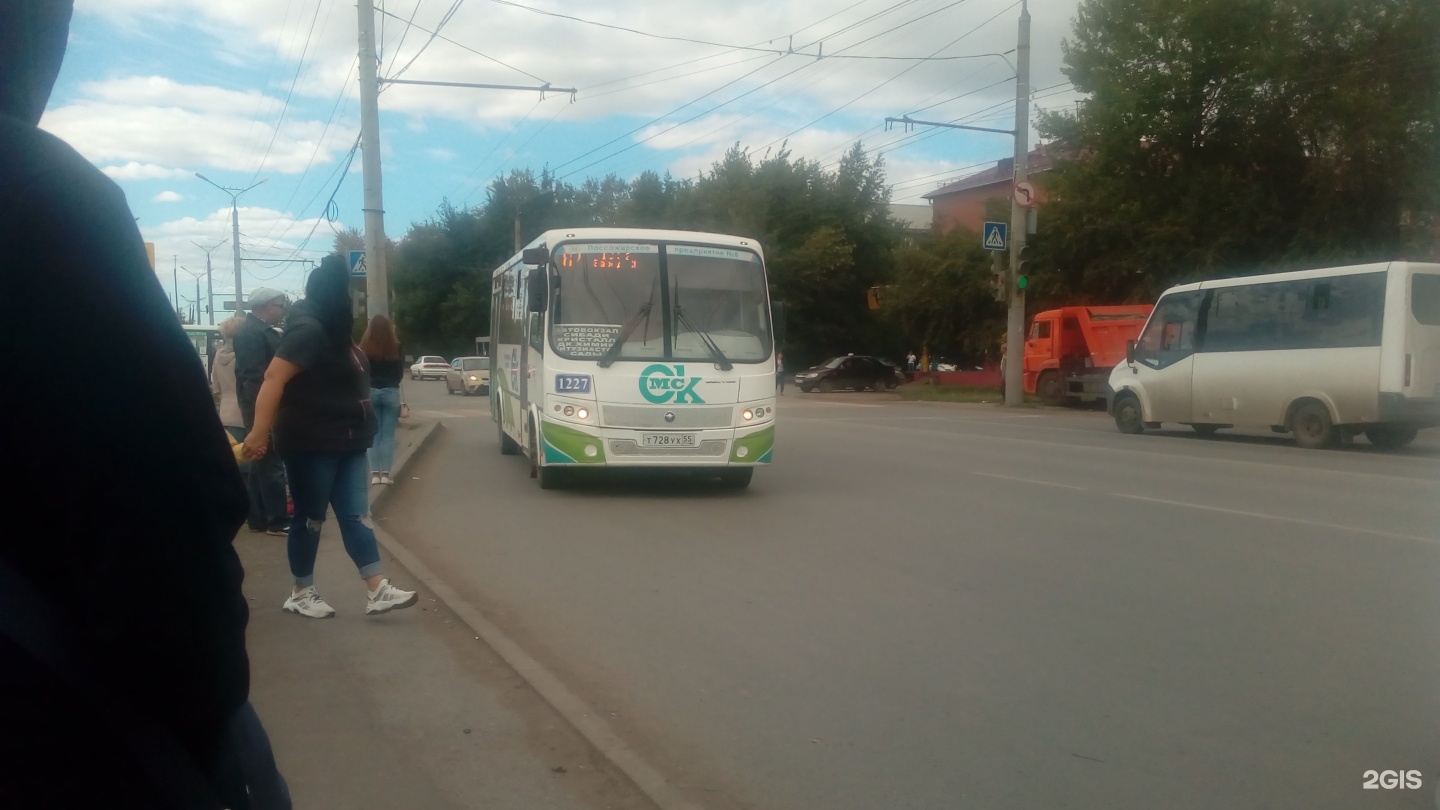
[1015,244,1031,292]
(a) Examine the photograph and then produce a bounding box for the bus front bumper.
[538,421,774,467]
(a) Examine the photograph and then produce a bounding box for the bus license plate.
[643,433,697,447]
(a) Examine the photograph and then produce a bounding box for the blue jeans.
[368,387,400,474]
[282,451,384,587]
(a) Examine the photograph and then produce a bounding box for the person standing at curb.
[244,256,418,620]
[359,314,403,486]
[1,2,288,805]
[235,287,290,536]
[775,350,785,395]
[212,316,250,476]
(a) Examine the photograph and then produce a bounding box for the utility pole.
[172,255,179,319]
[1005,0,1031,407]
[881,16,1032,405]
[355,1,576,322]
[196,174,267,312]
[193,239,228,325]
[357,0,390,319]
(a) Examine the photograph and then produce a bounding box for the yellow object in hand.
[228,433,249,463]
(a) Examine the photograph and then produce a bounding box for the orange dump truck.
[1023,305,1154,406]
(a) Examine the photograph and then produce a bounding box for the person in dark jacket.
[234,286,290,535]
[244,256,418,619]
[0,2,286,806]
[359,314,404,485]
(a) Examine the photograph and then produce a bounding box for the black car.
[795,356,904,393]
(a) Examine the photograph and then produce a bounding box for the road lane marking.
[1112,493,1435,545]
[780,415,1438,487]
[784,400,885,408]
[974,471,1086,490]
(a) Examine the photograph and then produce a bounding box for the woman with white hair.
[211,316,249,448]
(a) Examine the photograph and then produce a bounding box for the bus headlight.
[576,407,589,420]
[742,409,755,421]
[563,406,574,417]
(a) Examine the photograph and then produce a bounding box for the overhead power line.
[374,4,551,86]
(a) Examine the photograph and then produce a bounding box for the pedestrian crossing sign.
[983,222,1008,251]
[349,250,366,278]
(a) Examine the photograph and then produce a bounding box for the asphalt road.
[389,379,1440,810]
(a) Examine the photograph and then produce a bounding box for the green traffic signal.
[1017,276,1028,290]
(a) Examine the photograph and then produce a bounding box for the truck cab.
[1024,305,1153,405]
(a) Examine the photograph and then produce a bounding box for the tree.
[1036,0,1440,300]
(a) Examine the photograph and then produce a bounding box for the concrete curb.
[369,417,442,514]
[370,417,702,810]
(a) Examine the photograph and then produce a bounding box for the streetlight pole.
[172,255,179,320]
[1004,0,1031,407]
[192,239,228,324]
[195,174,266,313]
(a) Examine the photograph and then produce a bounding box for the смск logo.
[639,364,704,404]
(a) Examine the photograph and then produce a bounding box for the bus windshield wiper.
[598,279,657,368]
[673,302,733,371]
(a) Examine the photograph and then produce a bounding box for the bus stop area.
[233,415,650,810]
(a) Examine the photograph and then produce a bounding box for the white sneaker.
[379,473,393,485]
[366,579,417,615]
[283,586,336,619]
[370,472,381,486]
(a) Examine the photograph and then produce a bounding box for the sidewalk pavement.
[235,417,652,810]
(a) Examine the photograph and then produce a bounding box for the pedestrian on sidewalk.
[775,350,785,395]
[244,256,419,620]
[1,3,288,806]
[359,314,403,486]
[235,286,290,537]
[212,316,250,474]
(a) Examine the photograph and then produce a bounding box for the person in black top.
[234,286,290,535]
[0,2,286,805]
[243,256,418,619]
[359,314,404,486]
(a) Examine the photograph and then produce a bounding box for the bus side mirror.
[771,300,786,345]
[1126,339,1135,365]
[522,247,549,267]
[526,268,548,314]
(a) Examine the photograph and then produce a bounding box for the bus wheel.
[1037,371,1065,407]
[1364,424,1418,451]
[1290,401,1337,449]
[1113,393,1144,435]
[1191,424,1221,437]
[498,421,520,456]
[718,468,753,489]
[529,424,565,489]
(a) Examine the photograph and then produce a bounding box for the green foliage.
[382,144,903,366]
[886,228,1006,361]
[1037,0,1440,298]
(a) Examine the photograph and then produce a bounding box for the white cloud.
[425,147,457,162]
[141,205,341,305]
[153,190,184,202]
[42,79,355,175]
[103,162,191,180]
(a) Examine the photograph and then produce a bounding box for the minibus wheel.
[1364,424,1418,451]
[1113,392,1144,435]
[1290,400,1337,449]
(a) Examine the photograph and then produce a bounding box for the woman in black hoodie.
[244,256,417,619]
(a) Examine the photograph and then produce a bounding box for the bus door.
[1127,291,1202,423]
[1406,271,1440,400]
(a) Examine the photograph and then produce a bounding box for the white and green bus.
[491,228,776,488]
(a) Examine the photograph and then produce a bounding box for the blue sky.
[43,0,1083,310]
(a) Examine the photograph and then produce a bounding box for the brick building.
[922,146,1052,236]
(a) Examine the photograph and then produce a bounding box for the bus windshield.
[549,242,771,363]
